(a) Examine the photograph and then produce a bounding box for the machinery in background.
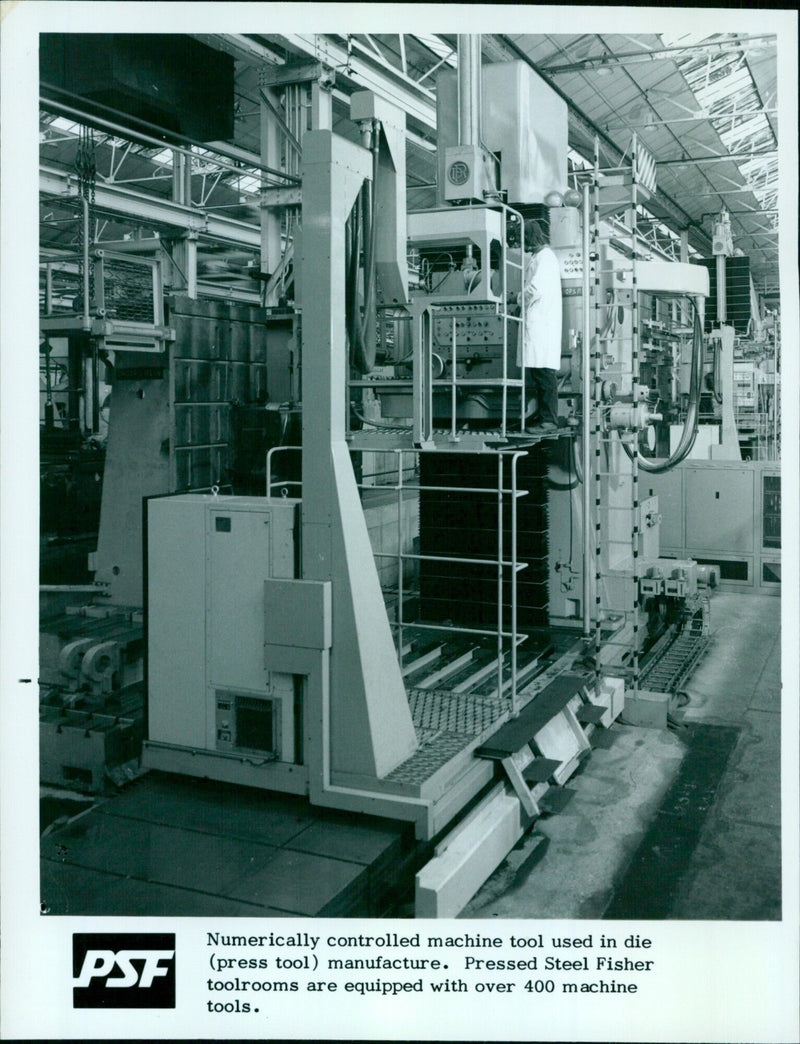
[645,209,781,596]
[367,55,568,435]
[38,32,303,792]
[143,41,720,916]
[39,218,296,790]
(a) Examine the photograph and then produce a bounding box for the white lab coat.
[518,245,563,371]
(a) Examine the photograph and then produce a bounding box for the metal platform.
[40,621,595,917]
[347,426,571,454]
[334,634,591,801]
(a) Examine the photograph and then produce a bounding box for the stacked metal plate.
[418,447,550,632]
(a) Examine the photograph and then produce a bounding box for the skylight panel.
[413,34,454,62]
[149,148,174,167]
[48,115,80,134]
[718,114,772,152]
[658,31,713,49]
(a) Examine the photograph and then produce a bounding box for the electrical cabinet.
[646,462,779,595]
[685,467,753,554]
[435,60,568,206]
[147,495,299,762]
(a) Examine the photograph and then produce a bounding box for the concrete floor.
[462,592,781,920]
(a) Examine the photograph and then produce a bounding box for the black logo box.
[73,933,176,1009]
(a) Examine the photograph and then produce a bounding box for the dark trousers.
[525,368,559,425]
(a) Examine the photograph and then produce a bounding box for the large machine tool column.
[300,131,418,781]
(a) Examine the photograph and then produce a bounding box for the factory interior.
[37,30,784,920]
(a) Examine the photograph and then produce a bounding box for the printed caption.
[204,931,655,1013]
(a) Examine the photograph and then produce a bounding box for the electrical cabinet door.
[685,467,754,554]
[207,507,273,694]
[147,497,207,748]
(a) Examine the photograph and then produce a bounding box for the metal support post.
[260,86,284,305]
[496,453,504,705]
[581,183,592,638]
[396,451,405,668]
[510,452,524,717]
[592,142,603,682]
[413,308,434,447]
[449,315,459,442]
[630,140,640,696]
[90,338,100,433]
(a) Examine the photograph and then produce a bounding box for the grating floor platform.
[384,689,510,787]
[408,687,508,736]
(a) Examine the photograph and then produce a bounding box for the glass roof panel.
[413,34,455,62]
[665,36,777,223]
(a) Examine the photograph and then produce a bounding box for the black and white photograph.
[1,5,798,1041]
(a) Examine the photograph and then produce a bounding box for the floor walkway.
[462,593,782,920]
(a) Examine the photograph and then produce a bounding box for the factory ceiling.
[503,32,779,293]
[39,31,781,299]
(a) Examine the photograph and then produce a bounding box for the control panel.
[433,311,505,347]
[554,246,584,280]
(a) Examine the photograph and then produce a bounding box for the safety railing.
[350,444,529,716]
[267,438,531,716]
[266,445,302,497]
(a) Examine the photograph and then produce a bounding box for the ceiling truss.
[39,30,782,298]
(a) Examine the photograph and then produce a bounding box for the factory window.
[762,562,781,585]
[762,475,781,549]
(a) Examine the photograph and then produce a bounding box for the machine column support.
[350,91,409,308]
[311,80,333,130]
[457,34,482,147]
[300,130,418,780]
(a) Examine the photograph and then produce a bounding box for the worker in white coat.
[518,218,562,433]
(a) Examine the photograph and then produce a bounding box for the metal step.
[522,757,562,785]
[477,674,587,760]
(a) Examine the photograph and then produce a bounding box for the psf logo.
[72,933,175,1009]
